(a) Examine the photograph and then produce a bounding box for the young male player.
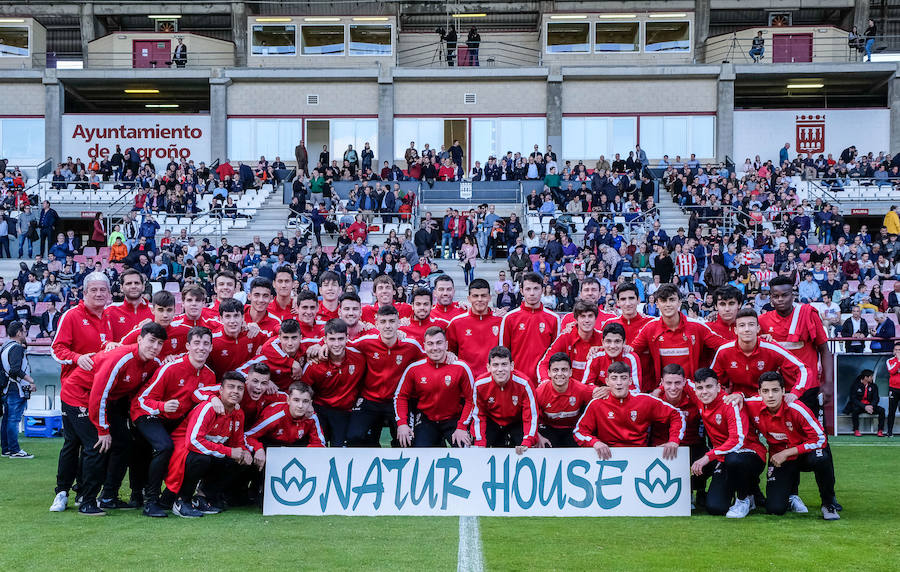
[537,299,604,385]
[120,291,192,361]
[534,353,597,448]
[430,275,467,321]
[650,364,704,502]
[268,267,297,322]
[239,319,306,391]
[394,326,474,448]
[604,282,653,390]
[446,278,502,379]
[706,285,743,341]
[336,292,378,340]
[316,271,342,322]
[244,277,282,338]
[296,290,325,338]
[200,270,240,321]
[361,274,413,323]
[472,346,538,453]
[400,288,449,344]
[887,342,900,437]
[104,269,153,341]
[207,298,266,376]
[499,272,560,386]
[559,277,616,331]
[245,382,326,472]
[581,322,642,391]
[173,284,220,330]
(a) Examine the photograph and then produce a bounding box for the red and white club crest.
[569,396,576,406]
[348,365,355,374]
[538,322,546,333]
[757,360,766,370]
[630,410,637,422]
[492,326,499,336]
[715,413,722,425]
[395,355,403,365]
[297,429,305,439]
[512,395,519,406]
[795,114,825,155]
[444,375,452,387]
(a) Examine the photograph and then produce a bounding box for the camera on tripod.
[435,27,446,39]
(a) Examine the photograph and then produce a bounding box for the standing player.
[207,299,266,377]
[446,279,502,379]
[268,267,297,322]
[245,382,326,469]
[746,371,840,520]
[630,284,727,386]
[337,292,378,340]
[471,346,538,453]
[499,272,559,386]
[302,319,365,446]
[50,272,113,513]
[688,368,766,518]
[706,285,743,341]
[83,323,166,515]
[316,271,342,322]
[581,322,642,391]
[394,327,474,448]
[559,277,616,332]
[173,284,220,330]
[711,308,808,397]
[200,271,240,321]
[400,288,449,344]
[130,326,216,517]
[296,290,325,338]
[574,361,684,459]
[887,342,900,437]
[430,275,467,321]
[537,299,603,385]
[604,283,653,390]
[534,353,596,448]
[361,274,413,324]
[759,275,833,420]
[244,277,282,338]
[120,291,192,361]
[104,269,153,342]
[346,305,424,446]
[239,319,306,391]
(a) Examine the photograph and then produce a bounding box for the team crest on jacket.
[247,343,254,352]
[465,329,472,336]
[630,410,637,421]
[757,360,766,370]
[730,361,738,368]
[178,378,185,387]
[82,319,89,326]
[785,421,793,431]
[569,396,576,406]
[518,323,525,330]
[348,365,355,374]
[373,352,380,359]
[607,411,615,419]
[171,338,178,348]
[492,326,499,336]
[221,349,229,356]
[297,429,305,439]
[512,395,519,406]
[715,413,722,425]
[420,376,428,384]
[539,322,546,333]
[119,317,126,323]
[396,355,403,365]
[444,375,452,386]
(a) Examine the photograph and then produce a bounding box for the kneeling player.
[574,361,683,459]
[746,371,840,520]
[164,372,252,518]
[246,382,326,470]
[394,326,474,448]
[472,346,538,453]
[689,368,766,518]
[535,353,597,448]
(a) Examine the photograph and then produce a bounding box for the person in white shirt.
[816,292,842,336]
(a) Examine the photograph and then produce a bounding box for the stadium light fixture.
[124,89,160,94]
[452,13,487,18]
[0,18,26,23]
[145,104,179,108]
[304,17,341,22]
[786,83,824,89]
[649,13,687,18]
[550,15,588,20]
[352,17,390,22]
[255,18,293,23]
[598,14,637,19]
[148,15,182,19]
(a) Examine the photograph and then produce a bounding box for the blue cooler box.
[23,409,63,438]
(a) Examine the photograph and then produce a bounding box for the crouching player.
[688,368,766,519]
[574,361,684,459]
[746,371,841,520]
[535,353,597,448]
[472,346,538,454]
[245,382,326,472]
[163,371,252,518]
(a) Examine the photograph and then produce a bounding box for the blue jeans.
[18,234,33,258]
[464,265,474,285]
[441,233,452,258]
[2,390,28,454]
[749,46,764,61]
[680,275,695,292]
[866,38,874,60]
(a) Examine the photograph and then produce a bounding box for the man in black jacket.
[843,369,885,436]
[39,303,62,339]
[841,305,869,353]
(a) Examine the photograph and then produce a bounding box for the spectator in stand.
[871,312,896,352]
[843,369,885,436]
[841,305,869,353]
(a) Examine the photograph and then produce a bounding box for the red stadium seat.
[83,247,98,258]
[799,253,810,263]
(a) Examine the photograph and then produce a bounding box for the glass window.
[0,118,45,163]
[251,25,296,56]
[595,22,639,52]
[562,116,635,161]
[349,25,391,56]
[393,118,442,160]
[227,118,302,161]
[645,21,690,52]
[332,118,377,159]
[546,22,590,53]
[0,27,29,57]
[639,116,715,160]
[302,25,345,55]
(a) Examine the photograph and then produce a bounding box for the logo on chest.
[715,413,722,425]
[569,396,577,406]
[444,375,452,387]
[630,410,638,422]
[512,395,519,406]
[372,352,380,360]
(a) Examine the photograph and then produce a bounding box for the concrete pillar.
[377,65,394,169]
[231,2,247,67]
[694,0,711,63]
[890,70,900,154]
[210,78,230,165]
[80,2,95,67]
[44,72,63,164]
[716,64,735,163]
[547,67,562,160]
[854,0,870,31]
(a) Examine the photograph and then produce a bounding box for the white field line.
[458,516,485,572]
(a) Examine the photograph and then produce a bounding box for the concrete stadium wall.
[394,79,547,115]
[561,78,717,114]
[227,81,380,116]
[0,83,45,115]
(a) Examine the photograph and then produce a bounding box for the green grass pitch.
[1,436,898,571]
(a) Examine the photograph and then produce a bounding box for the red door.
[772,34,813,63]
[133,40,171,68]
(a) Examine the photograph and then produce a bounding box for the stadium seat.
[763,253,775,266]
[164,282,180,293]
[83,247,97,258]
[150,282,162,294]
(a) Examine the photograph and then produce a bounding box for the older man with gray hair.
[871,312,896,352]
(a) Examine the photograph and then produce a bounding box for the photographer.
[1,321,35,459]
[445,25,457,66]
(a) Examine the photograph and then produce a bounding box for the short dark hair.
[661,363,685,378]
[250,277,275,295]
[297,290,318,305]
[615,282,640,299]
[411,288,433,304]
[339,292,361,305]
[758,370,785,389]
[468,278,490,293]
[488,345,512,362]
[434,275,454,287]
[140,321,167,340]
[655,283,681,301]
[580,277,601,291]
[6,321,25,338]
[713,285,743,305]
[694,367,718,383]
[548,352,571,368]
[319,271,340,286]
[274,267,295,281]
[247,363,271,377]
[288,381,313,397]
[279,319,301,335]
[769,275,793,289]
[424,326,445,340]
[572,299,598,318]
[376,304,399,318]
[735,307,759,321]
[186,326,212,343]
[222,370,246,385]
[607,361,631,375]
[119,268,145,284]
[219,298,244,315]
[182,284,207,301]
[151,290,175,308]
[602,322,626,339]
[522,272,542,286]
[323,318,348,336]
[214,270,238,285]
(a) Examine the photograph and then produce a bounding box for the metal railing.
[698,32,900,64]
[396,40,541,68]
[806,176,900,203]
[32,50,235,69]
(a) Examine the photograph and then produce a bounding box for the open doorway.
[306,120,330,170]
[444,119,467,171]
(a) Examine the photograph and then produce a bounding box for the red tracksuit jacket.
[745,397,827,459]
[393,359,475,429]
[604,313,655,391]
[268,298,296,323]
[446,310,502,379]
[431,302,467,322]
[574,392,685,448]
[52,301,113,389]
[244,402,325,451]
[361,302,413,325]
[580,350,642,391]
[244,307,282,339]
[239,337,306,391]
[88,344,161,436]
[534,380,594,430]
[316,301,340,323]
[559,310,616,333]
[649,387,702,446]
[172,314,222,331]
[206,330,264,377]
[631,314,727,383]
[350,334,424,402]
[689,387,766,462]
[121,322,192,360]
[707,316,737,341]
[710,339,809,397]
[889,357,900,389]
[130,355,217,422]
[472,371,538,447]
[758,304,828,389]
[499,303,560,384]
[104,299,153,342]
[536,328,604,385]
[301,347,367,411]
[399,315,449,345]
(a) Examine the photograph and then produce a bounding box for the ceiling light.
[452,13,487,18]
[145,104,179,108]
[124,89,160,94]
[787,83,824,89]
[304,17,341,22]
[255,17,293,23]
[55,60,83,69]
[649,13,687,18]
[0,18,26,23]
[352,17,389,22]
[148,15,182,19]
[550,15,588,20]
[598,14,637,19]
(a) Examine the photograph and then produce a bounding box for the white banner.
[733,108,889,165]
[263,447,690,517]
[61,114,211,164]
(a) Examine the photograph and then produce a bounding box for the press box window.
[0,27,29,57]
[595,22,639,53]
[349,25,391,56]
[645,21,690,52]
[251,25,297,56]
[302,25,345,55]
[546,22,590,53]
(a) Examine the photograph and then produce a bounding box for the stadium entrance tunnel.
[62,79,210,114]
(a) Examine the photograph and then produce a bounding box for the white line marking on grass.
[831,443,900,447]
[458,516,484,572]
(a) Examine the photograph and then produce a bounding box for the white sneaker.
[8,450,33,459]
[726,496,752,518]
[50,491,68,512]
[789,495,809,514]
